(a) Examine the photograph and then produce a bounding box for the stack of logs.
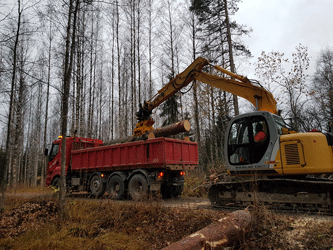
[103,120,191,146]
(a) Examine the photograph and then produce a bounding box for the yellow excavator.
[136,57,333,211]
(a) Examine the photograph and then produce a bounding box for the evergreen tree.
[160,74,180,126]
[189,0,251,64]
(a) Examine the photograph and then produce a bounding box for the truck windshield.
[49,143,59,161]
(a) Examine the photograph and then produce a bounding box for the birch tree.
[311,48,333,131]
[255,44,310,131]
[59,0,80,216]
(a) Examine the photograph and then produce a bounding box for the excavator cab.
[225,111,281,175]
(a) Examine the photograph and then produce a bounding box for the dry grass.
[6,184,52,194]
[182,174,208,197]
[0,195,225,250]
[235,202,333,250]
[2,186,333,249]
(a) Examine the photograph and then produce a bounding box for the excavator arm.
[193,67,278,115]
[134,57,278,136]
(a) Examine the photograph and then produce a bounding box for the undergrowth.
[3,188,333,249]
[0,196,225,250]
[236,203,333,250]
[6,184,52,194]
[182,174,207,197]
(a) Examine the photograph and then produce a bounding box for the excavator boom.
[135,57,277,135]
[141,57,210,113]
[193,70,278,114]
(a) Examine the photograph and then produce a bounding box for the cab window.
[49,143,59,161]
[228,116,269,165]
[273,115,290,135]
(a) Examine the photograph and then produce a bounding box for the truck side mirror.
[44,148,49,157]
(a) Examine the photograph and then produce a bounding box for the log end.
[147,132,155,140]
[183,120,191,132]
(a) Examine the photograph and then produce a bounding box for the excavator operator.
[254,123,267,143]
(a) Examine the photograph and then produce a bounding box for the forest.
[0,0,333,188]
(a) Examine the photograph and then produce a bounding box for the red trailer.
[45,136,198,199]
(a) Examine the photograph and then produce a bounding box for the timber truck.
[134,57,333,211]
[45,136,198,199]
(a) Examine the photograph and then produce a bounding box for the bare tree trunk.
[210,86,215,163]
[87,11,94,138]
[59,0,79,217]
[41,18,53,187]
[224,0,239,116]
[168,1,175,79]
[75,36,81,135]
[25,91,33,185]
[190,11,201,143]
[148,0,153,99]
[92,48,97,137]
[2,2,22,211]
[79,8,86,136]
[137,0,141,104]
[116,0,122,137]
[110,5,115,140]
[12,61,25,188]
[130,0,136,131]
[124,56,129,135]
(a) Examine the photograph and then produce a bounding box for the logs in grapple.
[150,120,190,138]
[103,132,155,146]
[103,120,190,146]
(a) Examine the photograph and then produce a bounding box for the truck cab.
[45,136,103,187]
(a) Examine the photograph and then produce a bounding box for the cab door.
[227,115,270,165]
[225,112,281,175]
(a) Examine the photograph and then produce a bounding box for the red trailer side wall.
[71,138,198,172]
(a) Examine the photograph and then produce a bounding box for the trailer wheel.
[90,175,106,198]
[108,175,125,200]
[128,174,148,201]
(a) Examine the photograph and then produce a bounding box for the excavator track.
[208,178,333,213]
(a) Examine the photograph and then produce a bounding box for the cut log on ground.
[162,209,252,250]
[103,132,155,146]
[150,120,190,138]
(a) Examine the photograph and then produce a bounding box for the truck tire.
[108,175,125,200]
[174,183,184,197]
[90,174,106,198]
[51,177,60,189]
[161,184,173,198]
[161,183,184,198]
[128,174,148,201]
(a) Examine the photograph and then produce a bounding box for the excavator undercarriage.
[208,177,333,213]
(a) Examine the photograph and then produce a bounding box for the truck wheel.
[161,184,173,198]
[108,175,125,200]
[51,177,60,190]
[161,183,184,198]
[128,174,148,201]
[174,183,184,197]
[90,175,106,198]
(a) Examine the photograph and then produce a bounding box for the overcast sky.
[234,0,333,78]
